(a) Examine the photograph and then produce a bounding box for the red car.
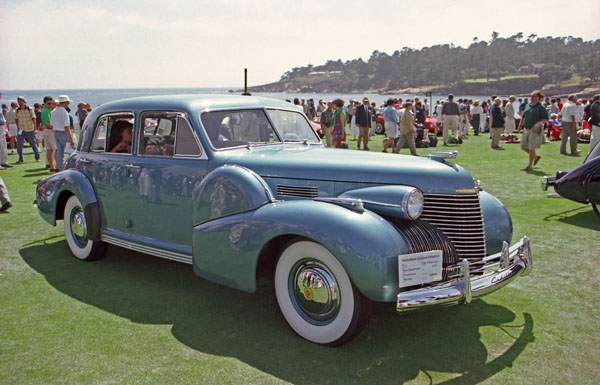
[375,114,438,135]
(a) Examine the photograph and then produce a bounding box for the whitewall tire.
[63,195,107,261]
[274,239,371,346]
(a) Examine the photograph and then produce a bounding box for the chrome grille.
[420,193,486,267]
[276,184,319,198]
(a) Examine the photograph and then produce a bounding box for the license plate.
[398,250,443,288]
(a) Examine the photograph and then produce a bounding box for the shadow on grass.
[21,241,534,384]
[543,206,600,231]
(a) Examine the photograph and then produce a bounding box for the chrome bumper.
[397,237,532,312]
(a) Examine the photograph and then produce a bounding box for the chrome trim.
[101,234,193,265]
[277,184,319,198]
[291,260,341,324]
[397,236,532,312]
[427,151,458,160]
[314,197,365,213]
[541,176,555,191]
[401,188,424,220]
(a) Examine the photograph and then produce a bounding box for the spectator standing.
[560,95,580,155]
[441,94,460,145]
[354,98,371,151]
[518,90,548,170]
[34,103,44,152]
[0,176,12,211]
[587,94,600,153]
[382,98,399,153]
[15,96,40,164]
[549,99,560,114]
[458,99,470,138]
[504,96,517,136]
[0,106,11,169]
[415,101,425,125]
[435,100,444,133]
[5,102,18,154]
[319,101,334,147]
[41,96,57,171]
[576,99,585,130]
[470,101,482,136]
[490,99,505,148]
[331,99,347,148]
[76,102,88,129]
[51,95,76,171]
[394,102,419,156]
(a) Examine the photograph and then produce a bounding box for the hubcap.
[290,260,341,325]
[70,208,88,246]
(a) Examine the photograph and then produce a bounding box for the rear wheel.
[592,203,600,217]
[274,239,371,346]
[375,122,385,135]
[64,195,107,261]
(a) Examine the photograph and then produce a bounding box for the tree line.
[257,33,600,93]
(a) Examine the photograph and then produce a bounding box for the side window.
[91,117,108,152]
[201,109,277,149]
[175,116,201,157]
[139,112,177,157]
[91,114,134,153]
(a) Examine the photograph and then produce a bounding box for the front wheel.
[64,195,107,261]
[592,202,600,217]
[375,122,385,135]
[274,239,371,346]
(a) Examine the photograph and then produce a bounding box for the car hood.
[219,145,476,194]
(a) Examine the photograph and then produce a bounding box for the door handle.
[78,158,91,164]
[125,164,141,169]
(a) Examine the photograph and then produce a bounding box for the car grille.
[420,193,486,269]
[276,184,319,198]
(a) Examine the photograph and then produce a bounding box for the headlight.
[403,188,424,220]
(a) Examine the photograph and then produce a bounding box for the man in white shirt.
[504,96,517,135]
[50,95,76,171]
[560,94,579,155]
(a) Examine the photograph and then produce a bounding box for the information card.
[399,250,443,288]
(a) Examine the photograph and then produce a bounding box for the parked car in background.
[542,142,600,217]
[35,95,532,346]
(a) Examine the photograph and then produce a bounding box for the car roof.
[97,94,297,113]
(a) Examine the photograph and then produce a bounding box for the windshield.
[584,140,600,162]
[266,109,320,143]
[201,109,279,149]
[201,108,320,149]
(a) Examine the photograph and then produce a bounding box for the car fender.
[193,164,275,226]
[192,199,411,302]
[479,190,513,254]
[36,169,102,240]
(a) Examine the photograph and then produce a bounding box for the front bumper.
[397,237,532,312]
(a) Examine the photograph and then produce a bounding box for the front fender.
[480,190,513,254]
[36,169,102,240]
[192,200,411,302]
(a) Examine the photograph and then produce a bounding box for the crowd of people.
[0,94,91,212]
[291,91,600,170]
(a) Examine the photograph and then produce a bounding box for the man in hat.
[354,97,371,150]
[15,96,41,164]
[50,95,76,171]
[75,101,88,129]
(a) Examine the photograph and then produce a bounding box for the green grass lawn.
[1,134,599,384]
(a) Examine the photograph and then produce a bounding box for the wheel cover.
[289,259,341,325]
[70,207,88,247]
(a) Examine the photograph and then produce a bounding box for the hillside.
[250,33,600,96]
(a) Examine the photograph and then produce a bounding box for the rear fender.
[192,199,410,302]
[36,169,102,240]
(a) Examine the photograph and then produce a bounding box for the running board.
[101,234,193,265]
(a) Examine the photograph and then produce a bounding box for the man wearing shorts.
[41,96,57,171]
[518,90,548,170]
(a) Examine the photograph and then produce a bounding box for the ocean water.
[0,87,491,111]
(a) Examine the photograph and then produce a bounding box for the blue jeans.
[17,130,40,162]
[54,131,69,171]
[472,114,480,135]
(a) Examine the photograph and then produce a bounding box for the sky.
[1,0,599,90]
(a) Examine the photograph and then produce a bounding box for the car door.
[117,111,208,252]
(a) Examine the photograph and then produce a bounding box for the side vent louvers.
[276,185,319,198]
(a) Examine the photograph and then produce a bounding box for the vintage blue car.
[35,95,532,346]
